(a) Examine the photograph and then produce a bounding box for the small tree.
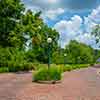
[91,24,100,44]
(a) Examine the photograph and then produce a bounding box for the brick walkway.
[0,65,100,100]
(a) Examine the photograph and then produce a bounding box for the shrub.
[0,47,34,72]
[8,62,34,72]
[33,66,62,82]
[33,64,47,70]
[62,65,72,72]
[0,67,9,73]
[62,64,90,72]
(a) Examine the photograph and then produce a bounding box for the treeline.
[52,40,100,64]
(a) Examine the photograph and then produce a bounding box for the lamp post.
[64,53,67,66]
[47,37,52,68]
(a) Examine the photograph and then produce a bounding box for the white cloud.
[83,6,100,33]
[75,33,95,45]
[42,8,64,20]
[54,15,82,32]
[54,15,83,47]
[54,6,100,48]
[88,6,100,23]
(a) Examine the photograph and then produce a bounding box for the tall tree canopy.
[0,0,25,47]
[0,0,59,51]
[22,10,59,63]
[0,0,59,63]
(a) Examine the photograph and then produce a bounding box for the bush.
[33,66,62,82]
[8,62,34,72]
[0,67,9,73]
[62,65,72,72]
[62,64,90,72]
[0,47,34,72]
[33,64,47,70]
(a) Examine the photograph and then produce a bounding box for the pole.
[64,56,66,66]
[64,54,67,66]
[48,44,51,68]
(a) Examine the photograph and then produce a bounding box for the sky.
[22,0,100,49]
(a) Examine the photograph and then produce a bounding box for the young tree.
[91,24,100,44]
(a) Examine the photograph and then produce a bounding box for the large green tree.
[0,0,25,47]
[0,0,59,63]
[21,10,59,63]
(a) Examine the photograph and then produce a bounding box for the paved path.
[0,65,100,100]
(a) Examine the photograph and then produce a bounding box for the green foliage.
[33,64,47,70]
[31,24,59,63]
[0,67,9,73]
[0,0,25,48]
[33,66,62,81]
[62,64,90,72]
[65,40,94,64]
[52,40,95,64]
[91,24,100,44]
[52,48,65,64]
[33,64,89,82]
[0,0,59,64]
[8,62,34,72]
[0,47,34,72]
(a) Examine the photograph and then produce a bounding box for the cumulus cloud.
[54,6,100,48]
[88,6,100,23]
[42,8,64,20]
[75,33,95,45]
[54,15,82,33]
[54,15,83,47]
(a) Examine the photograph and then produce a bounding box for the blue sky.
[22,0,100,49]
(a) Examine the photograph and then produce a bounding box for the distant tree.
[64,40,94,64]
[91,24,100,44]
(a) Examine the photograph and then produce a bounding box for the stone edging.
[33,80,62,84]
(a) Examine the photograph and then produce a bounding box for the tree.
[0,0,59,64]
[64,40,94,64]
[21,10,59,63]
[91,24,100,44]
[0,0,25,48]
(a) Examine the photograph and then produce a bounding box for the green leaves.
[0,0,25,47]
[65,40,94,64]
[91,24,100,44]
[0,0,59,63]
[52,40,95,64]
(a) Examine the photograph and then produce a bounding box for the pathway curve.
[0,65,100,100]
